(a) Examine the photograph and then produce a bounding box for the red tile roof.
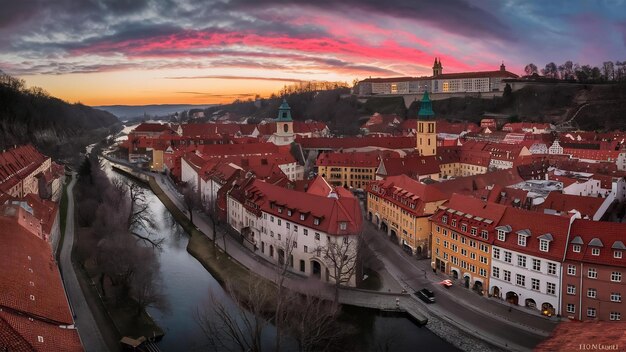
[495,207,571,262]
[430,169,524,198]
[563,148,620,161]
[377,154,441,178]
[316,151,398,168]
[296,136,415,150]
[536,321,626,352]
[368,175,448,216]
[567,219,626,267]
[431,194,508,243]
[0,311,82,352]
[132,123,174,133]
[435,70,519,79]
[537,192,605,219]
[233,179,362,235]
[0,205,81,351]
[0,145,47,193]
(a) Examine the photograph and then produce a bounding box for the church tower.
[271,99,295,145]
[416,91,436,156]
[433,57,443,77]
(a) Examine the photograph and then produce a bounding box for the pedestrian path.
[59,175,110,352]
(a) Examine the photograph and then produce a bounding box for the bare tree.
[282,291,345,352]
[203,194,226,255]
[126,182,162,248]
[272,229,297,352]
[131,253,169,317]
[524,63,538,76]
[197,277,273,352]
[318,235,359,305]
[182,182,201,225]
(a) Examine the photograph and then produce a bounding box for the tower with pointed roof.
[270,99,295,145]
[433,57,443,77]
[416,91,436,156]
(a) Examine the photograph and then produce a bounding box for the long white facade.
[227,194,358,285]
[490,245,562,315]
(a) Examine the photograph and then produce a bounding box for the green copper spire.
[418,91,435,120]
[275,99,293,122]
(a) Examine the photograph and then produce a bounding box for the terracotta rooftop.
[567,219,626,267]
[296,136,415,150]
[496,206,572,262]
[316,150,398,168]
[232,179,362,235]
[535,321,626,352]
[537,192,605,219]
[0,206,81,351]
[0,145,48,193]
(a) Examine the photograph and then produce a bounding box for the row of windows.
[566,285,622,302]
[497,230,550,252]
[566,265,622,282]
[565,305,622,321]
[571,244,623,258]
[493,267,557,295]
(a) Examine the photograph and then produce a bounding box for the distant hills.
[0,72,119,164]
[95,104,217,120]
[203,84,626,134]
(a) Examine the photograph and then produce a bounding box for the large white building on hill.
[357,58,519,96]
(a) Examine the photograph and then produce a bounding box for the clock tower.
[416,91,436,156]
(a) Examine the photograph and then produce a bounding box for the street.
[361,219,557,351]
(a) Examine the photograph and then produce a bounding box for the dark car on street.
[415,288,435,303]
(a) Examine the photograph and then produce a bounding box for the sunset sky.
[1,0,625,105]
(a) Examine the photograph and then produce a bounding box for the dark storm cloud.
[227,0,516,41]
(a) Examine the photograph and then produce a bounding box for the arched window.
[283,123,289,133]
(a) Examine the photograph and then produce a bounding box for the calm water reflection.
[108,166,457,352]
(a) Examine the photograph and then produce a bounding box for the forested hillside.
[197,83,626,135]
[0,72,119,163]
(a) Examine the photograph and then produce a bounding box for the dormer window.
[592,248,600,256]
[339,222,347,230]
[442,215,448,224]
[497,230,506,241]
[615,251,623,259]
[287,210,292,216]
[278,207,283,214]
[451,219,457,227]
[481,230,488,240]
[300,214,305,221]
[573,245,581,253]
[314,218,320,225]
[470,228,477,236]
[461,224,467,232]
[539,239,549,252]
[518,235,527,247]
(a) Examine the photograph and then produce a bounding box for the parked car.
[415,288,435,303]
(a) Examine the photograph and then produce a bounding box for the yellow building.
[367,175,447,256]
[317,151,393,189]
[430,194,507,294]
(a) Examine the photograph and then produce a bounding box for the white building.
[488,210,579,316]
[548,140,563,155]
[227,177,362,284]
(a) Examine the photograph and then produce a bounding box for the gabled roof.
[431,194,508,243]
[494,207,571,261]
[567,219,626,267]
[536,192,605,219]
[296,136,415,150]
[377,154,440,178]
[232,179,362,235]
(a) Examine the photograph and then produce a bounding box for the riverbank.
[72,162,165,345]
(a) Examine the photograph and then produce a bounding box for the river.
[107,165,457,351]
